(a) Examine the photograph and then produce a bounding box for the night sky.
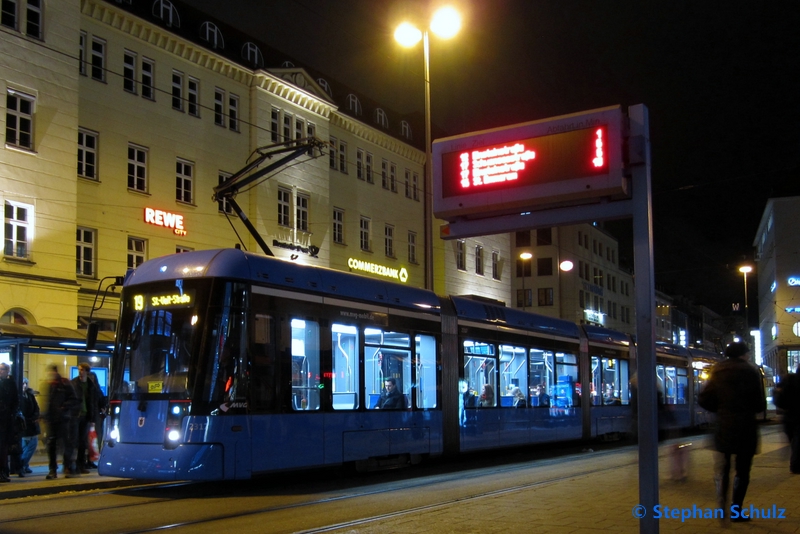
[183,0,800,315]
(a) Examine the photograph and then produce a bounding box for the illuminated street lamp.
[739,265,753,332]
[395,7,461,292]
[520,252,532,310]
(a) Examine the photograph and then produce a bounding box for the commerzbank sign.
[348,258,409,283]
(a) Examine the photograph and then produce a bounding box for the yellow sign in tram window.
[148,381,164,393]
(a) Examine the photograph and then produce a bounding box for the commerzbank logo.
[348,258,409,283]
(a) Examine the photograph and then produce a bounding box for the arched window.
[0,309,31,325]
[375,108,389,129]
[281,61,295,68]
[347,94,362,116]
[401,120,412,140]
[200,21,225,49]
[317,78,332,97]
[152,0,180,28]
[242,42,264,68]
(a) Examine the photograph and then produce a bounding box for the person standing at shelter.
[19,378,41,475]
[773,365,800,474]
[0,362,19,483]
[44,365,78,479]
[698,342,766,522]
[71,363,99,474]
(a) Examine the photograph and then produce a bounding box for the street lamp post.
[739,265,753,334]
[395,8,461,292]
[520,252,532,311]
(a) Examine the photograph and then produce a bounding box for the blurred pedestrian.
[0,362,19,483]
[88,370,106,464]
[19,378,41,476]
[773,365,800,474]
[44,365,78,479]
[698,341,766,523]
[71,363,99,473]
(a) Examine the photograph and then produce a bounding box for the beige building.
[1,0,512,386]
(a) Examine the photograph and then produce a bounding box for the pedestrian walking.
[0,362,19,483]
[773,365,800,474]
[698,341,766,522]
[43,365,79,479]
[19,378,41,475]
[71,363,100,473]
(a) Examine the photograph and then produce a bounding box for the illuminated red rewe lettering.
[459,143,536,189]
[144,207,185,230]
[592,128,604,168]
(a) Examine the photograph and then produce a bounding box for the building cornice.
[331,113,425,165]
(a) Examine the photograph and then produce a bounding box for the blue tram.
[98,249,718,481]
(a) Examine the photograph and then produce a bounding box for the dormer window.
[200,21,224,49]
[375,108,389,129]
[317,78,332,97]
[152,0,180,28]
[347,94,362,116]
[401,120,412,140]
[281,61,295,68]
[242,42,264,68]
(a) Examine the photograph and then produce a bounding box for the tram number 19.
[134,294,144,311]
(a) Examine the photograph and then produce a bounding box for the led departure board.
[433,106,627,221]
[132,290,194,311]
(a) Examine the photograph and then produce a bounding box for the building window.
[365,153,374,183]
[329,137,337,169]
[79,31,87,75]
[188,77,200,117]
[175,159,193,203]
[412,173,419,201]
[78,129,98,180]
[492,251,500,280]
[218,173,233,214]
[296,193,309,232]
[176,245,193,254]
[306,122,315,139]
[381,159,388,189]
[91,37,106,82]
[295,117,304,143]
[4,200,32,259]
[375,108,389,129]
[360,217,371,251]
[26,0,42,39]
[456,240,466,271]
[141,58,155,100]
[228,94,239,131]
[241,42,264,68]
[517,289,532,308]
[537,228,552,246]
[200,21,224,49]
[333,208,344,244]
[5,89,34,150]
[390,163,397,193]
[1,0,17,29]
[537,257,553,276]
[127,144,147,192]
[516,257,532,277]
[153,0,180,27]
[408,231,417,264]
[515,231,531,248]
[277,188,290,227]
[338,141,347,174]
[214,88,225,126]
[127,236,146,269]
[404,170,411,198]
[538,288,554,307]
[123,51,137,93]
[356,149,364,180]
[347,94,362,116]
[475,245,484,275]
[171,70,183,111]
[384,225,394,257]
[76,227,95,277]
[401,120,412,140]
[270,107,279,143]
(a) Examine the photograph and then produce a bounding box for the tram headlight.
[164,400,190,449]
[107,400,122,444]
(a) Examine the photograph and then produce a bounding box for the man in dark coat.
[0,362,19,483]
[19,378,41,475]
[773,365,800,474]
[698,342,766,522]
[71,363,99,473]
[44,365,79,479]
[376,378,405,410]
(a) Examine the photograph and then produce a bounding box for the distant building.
[754,196,800,375]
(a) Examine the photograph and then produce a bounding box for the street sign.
[433,105,628,221]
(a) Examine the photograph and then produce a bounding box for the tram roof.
[582,324,631,346]
[450,296,581,339]
[686,346,724,362]
[655,341,692,358]
[126,248,443,314]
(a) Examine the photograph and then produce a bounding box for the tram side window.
[693,364,712,405]
[291,318,321,411]
[499,345,528,407]
[365,328,412,409]
[555,352,579,408]
[332,323,359,410]
[591,356,629,406]
[463,340,497,407]
[529,349,554,407]
[249,313,277,412]
[416,334,437,409]
[657,364,687,405]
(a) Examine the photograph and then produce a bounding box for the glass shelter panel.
[332,323,359,410]
[463,340,497,407]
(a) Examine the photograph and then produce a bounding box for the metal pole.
[743,271,749,330]
[423,31,434,292]
[629,104,659,533]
